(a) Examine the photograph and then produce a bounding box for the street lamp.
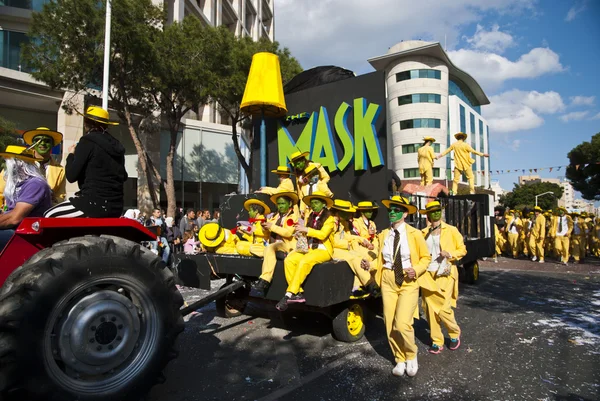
[535,191,554,207]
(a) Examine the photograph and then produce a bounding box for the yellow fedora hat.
[270,191,299,206]
[454,132,467,140]
[302,191,334,208]
[330,199,356,213]
[198,223,225,248]
[271,165,294,175]
[356,201,379,210]
[289,150,310,163]
[22,127,63,146]
[78,106,119,126]
[381,196,417,215]
[533,206,543,213]
[0,145,44,163]
[243,198,271,215]
[418,200,444,215]
[556,206,567,213]
[423,136,436,143]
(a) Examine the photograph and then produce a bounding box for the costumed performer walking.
[418,136,436,186]
[435,132,488,194]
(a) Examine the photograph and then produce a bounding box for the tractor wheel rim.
[44,278,159,394]
[347,304,364,336]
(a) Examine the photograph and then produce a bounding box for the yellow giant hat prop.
[240,52,287,117]
[198,223,225,248]
[381,196,417,215]
[454,132,467,140]
[419,200,445,215]
[303,191,334,208]
[0,145,44,162]
[243,198,271,215]
[22,127,63,146]
[330,199,356,213]
[356,201,379,210]
[78,106,119,126]
[270,191,299,206]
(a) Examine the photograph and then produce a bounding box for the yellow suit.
[417,145,435,186]
[531,214,546,260]
[236,214,269,257]
[377,224,431,364]
[259,210,299,283]
[0,161,66,206]
[550,215,573,263]
[571,219,587,262]
[296,162,332,216]
[284,213,336,294]
[332,221,373,289]
[256,178,294,195]
[420,222,467,347]
[349,217,380,265]
[505,216,522,257]
[438,141,485,194]
[205,229,239,254]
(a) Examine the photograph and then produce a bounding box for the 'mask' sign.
[253,71,389,204]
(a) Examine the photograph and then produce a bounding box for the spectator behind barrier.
[0,146,52,252]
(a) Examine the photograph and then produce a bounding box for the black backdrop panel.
[251,71,390,229]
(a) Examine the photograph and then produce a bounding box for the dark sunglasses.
[33,137,54,144]
[388,207,405,213]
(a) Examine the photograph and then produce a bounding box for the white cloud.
[485,89,565,133]
[464,24,514,54]
[566,1,587,22]
[560,111,589,122]
[510,139,521,151]
[448,47,565,91]
[569,96,595,107]
[591,112,600,120]
[275,0,536,74]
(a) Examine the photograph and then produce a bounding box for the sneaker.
[493,257,498,263]
[276,296,290,311]
[287,293,306,304]
[538,259,545,264]
[405,358,418,377]
[251,278,270,297]
[531,256,537,262]
[392,362,406,376]
[449,337,461,350]
[428,344,444,354]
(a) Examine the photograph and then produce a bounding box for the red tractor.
[0,218,184,401]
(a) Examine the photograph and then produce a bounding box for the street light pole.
[535,191,554,207]
[102,0,112,110]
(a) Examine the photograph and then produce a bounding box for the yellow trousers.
[507,233,519,257]
[260,242,290,283]
[528,235,536,258]
[333,249,372,289]
[284,249,331,294]
[236,241,265,257]
[420,168,433,186]
[535,238,545,261]
[381,269,419,363]
[554,236,570,263]
[422,272,460,347]
[452,167,474,194]
[571,235,585,261]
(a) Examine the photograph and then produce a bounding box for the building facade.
[0,0,274,212]
[368,41,491,189]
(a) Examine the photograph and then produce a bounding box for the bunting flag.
[549,168,553,172]
[473,161,598,175]
[534,169,538,173]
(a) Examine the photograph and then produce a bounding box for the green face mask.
[33,135,54,156]
[276,198,291,214]
[363,211,373,219]
[310,199,326,213]
[428,210,442,222]
[294,159,307,171]
[558,210,565,217]
[388,207,405,223]
[248,208,258,219]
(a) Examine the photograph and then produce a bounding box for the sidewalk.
[480,255,600,275]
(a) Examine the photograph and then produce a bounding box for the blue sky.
[275,0,600,202]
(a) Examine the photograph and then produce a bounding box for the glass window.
[486,125,491,173]
[397,93,441,106]
[0,31,31,72]
[398,95,412,105]
[399,119,441,130]
[449,79,481,114]
[402,143,441,153]
[433,168,440,177]
[403,168,420,178]
[396,69,442,82]
[459,105,466,134]
[1,0,49,11]
[479,120,484,152]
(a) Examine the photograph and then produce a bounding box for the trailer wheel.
[464,261,479,285]
[215,282,249,318]
[332,301,366,342]
[0,236,184,401]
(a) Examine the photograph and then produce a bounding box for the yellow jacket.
[0,161,66,206]
[506,216,523,234]
[420,222,467,264]
[306,214,336,256]
[438,141,484,171]
[351,217,380,253]
[376,224,431,287]
[296,162,333,203]
[550,215,573,237]
[417,145,435,173]
[257,178,294,195]
[241,214,269,245]
[266,210,299,250]
[213,229,239,254]
[531,214,546,239]
[333,221,363,250]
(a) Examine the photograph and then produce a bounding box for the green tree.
[0,117,20,170]
[565,133,600,201]
[499,181,563,210]
[209,31,303,189]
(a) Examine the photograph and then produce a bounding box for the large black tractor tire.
[0,235,184,401]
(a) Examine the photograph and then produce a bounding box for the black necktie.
[558,217,563,233]
[392,229,404,285]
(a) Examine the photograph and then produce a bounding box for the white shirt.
[556,216,568,237]
[573,219,581,235]
[508,219,519,234]
[425,232,448,274]
[382,223,413,270]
